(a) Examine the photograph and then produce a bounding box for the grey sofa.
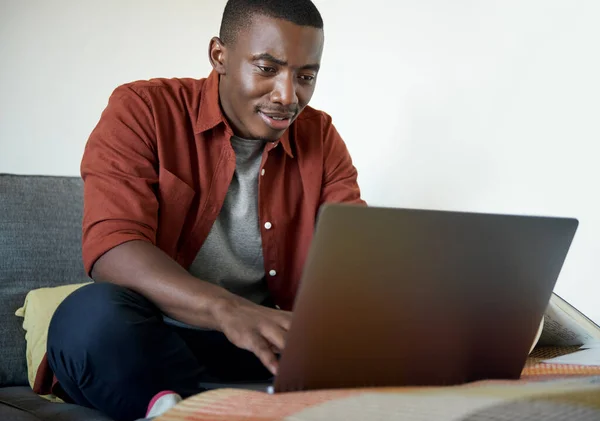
[1,174,112,420]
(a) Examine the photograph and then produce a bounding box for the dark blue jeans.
[47,282,271,421]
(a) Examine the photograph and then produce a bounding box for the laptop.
[199,204,579,394]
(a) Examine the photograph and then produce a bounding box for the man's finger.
[260,323,286,352]
[274,311,293,331]
[250,335,278,375]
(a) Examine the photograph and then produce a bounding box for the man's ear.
[208,37,227,75]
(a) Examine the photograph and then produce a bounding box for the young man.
[42,0,364,419]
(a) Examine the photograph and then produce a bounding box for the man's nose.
[270,73,298,106]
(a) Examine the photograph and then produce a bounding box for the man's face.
[211,14,324,141]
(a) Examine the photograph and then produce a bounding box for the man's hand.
[91,241,293,374]
[214,297,292,375]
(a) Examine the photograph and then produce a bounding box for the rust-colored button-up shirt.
[80,70,364,311]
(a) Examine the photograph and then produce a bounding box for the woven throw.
[157,347,600,421]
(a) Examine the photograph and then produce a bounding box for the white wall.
[2,1,599,322]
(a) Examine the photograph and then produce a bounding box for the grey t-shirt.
[187,135,269,304]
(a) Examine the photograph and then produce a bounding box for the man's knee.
[45,283,173,420]
[47,282,158,358]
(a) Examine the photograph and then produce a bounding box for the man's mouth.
[258,111,295,131]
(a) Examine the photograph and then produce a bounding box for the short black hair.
[219,0,324,45]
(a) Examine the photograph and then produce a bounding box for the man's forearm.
[90,240,239,330]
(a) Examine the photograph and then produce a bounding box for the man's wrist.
[209,293,239,330]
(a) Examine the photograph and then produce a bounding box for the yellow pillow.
[15,282,90,398]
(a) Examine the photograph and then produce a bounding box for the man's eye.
[299,75,315,82]
[258,66,276,73]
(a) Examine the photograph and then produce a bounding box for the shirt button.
[264,222,272,230]
[269,270,277,276]
[261,169,265,176]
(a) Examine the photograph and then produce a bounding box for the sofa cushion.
[0,402,39,421]
[0,386,113,421]
[0,174,90,387]
[15,283,90,392]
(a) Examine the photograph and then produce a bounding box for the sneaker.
[145,390,182,418]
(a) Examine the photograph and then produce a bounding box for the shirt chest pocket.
[156,168,196,257]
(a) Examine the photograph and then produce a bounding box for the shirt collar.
[195,70,294,158]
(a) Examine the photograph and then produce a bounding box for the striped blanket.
[157,347,600,421]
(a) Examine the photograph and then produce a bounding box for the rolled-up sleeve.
[80,85,159,275]
[319,113,366,206]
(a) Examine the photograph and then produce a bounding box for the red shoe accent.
[146,390,178,417]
